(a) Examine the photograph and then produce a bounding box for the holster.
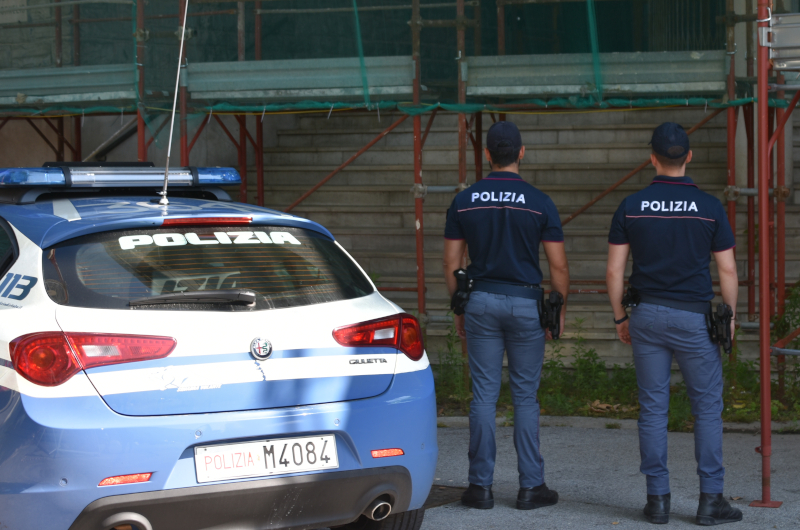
[706,303,733,354]
[540,291,565,339]
[621,286,641,308]
[450,269,473,316]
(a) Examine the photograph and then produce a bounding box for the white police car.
[0,164,437,530]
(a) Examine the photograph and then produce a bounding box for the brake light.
[98,473,152,486]
[371,448,404,458]
[9,332,177,386]
[333,313,424,361]
[10,332,81,387]
[66,333,176,370]
[162,217,252,226]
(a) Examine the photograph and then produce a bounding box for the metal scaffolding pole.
[255,1,264,206]
[750,0,782,508]
[412,0,426,316]
[457,0,467,187]
[474,111,483,181]
[54,1,66,162]
[73,3,82,161]
[725,0,737,245]
[746,0,756,323]
[137,0,146,161]
[776,73,787,399]
[237,1,247,203]
[179,0,189,166]
[496,0,506,121]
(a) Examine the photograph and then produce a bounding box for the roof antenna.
[158,1,190,206]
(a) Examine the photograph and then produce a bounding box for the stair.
[243,108,798,365]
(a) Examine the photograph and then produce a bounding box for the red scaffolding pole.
[751,0,782,508]
[724,0,739,363]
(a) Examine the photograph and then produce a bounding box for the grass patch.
[605,422,622,429]
[432,317,471,416]
[432,304,800,432]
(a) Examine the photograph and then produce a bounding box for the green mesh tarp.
[0,0,775,130]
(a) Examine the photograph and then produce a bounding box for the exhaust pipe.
[363,499,392,521]
[101,512,153,530]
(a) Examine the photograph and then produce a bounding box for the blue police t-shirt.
[444,171,563,285]
[608,175,736,302]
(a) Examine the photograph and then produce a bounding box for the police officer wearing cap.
[444,121,570,511]
[605,123,742,526]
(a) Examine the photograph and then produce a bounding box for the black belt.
[472,280,542,301]
[639,294,711,315]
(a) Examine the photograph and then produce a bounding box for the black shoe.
[461,483,494,509]
[696,493,743,526]
[516,483,559,510]
[643,493,670,524]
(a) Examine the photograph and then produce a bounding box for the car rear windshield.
[42,226,374,311]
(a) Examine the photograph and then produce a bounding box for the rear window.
[42,226,373,311]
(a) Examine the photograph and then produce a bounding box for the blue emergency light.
[0,167,240,187]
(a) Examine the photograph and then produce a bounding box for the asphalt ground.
[420,417,800,529]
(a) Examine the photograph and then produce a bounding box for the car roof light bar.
[0,167,240,188]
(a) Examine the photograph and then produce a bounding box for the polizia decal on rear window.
[119,231,301,250]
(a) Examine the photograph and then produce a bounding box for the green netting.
[585,0,602,103]
[0,0,786,130]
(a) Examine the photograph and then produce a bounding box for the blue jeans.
[464,291,546,489]
[629,303,725,495]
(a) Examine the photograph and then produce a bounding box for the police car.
[0,164,437,530]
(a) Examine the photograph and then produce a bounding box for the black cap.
[486,121,522,152]
[650,122,690,159]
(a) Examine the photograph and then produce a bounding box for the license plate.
[194,435,338,483]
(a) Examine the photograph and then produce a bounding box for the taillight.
[66,333,176,370]
[399,315,424,361]
[10,332,81,387]
[333,313,424,361]
[10,332,177,386]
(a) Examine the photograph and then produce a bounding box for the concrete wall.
[0,0,66,70]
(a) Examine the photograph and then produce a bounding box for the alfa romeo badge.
[250,337,273,361]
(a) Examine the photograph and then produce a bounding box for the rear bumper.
[0,368,437,530]
[68,466,411,530]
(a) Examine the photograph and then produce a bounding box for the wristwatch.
[614,314,629,325]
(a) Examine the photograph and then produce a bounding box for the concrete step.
[260,182,732,210]
[296,108,728,131]
[343,248,799,281]
[327,224,800,255]
[278,123,727,148]
[242,163,727,187]
[262,106,780,365]
[262,143,728,167]
[382,283,760,334]
[256,202,800,235]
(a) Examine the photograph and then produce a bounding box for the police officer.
[444,121,569,510]
[605,122,742,526]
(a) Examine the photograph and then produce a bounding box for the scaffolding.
[0,0,797,508]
